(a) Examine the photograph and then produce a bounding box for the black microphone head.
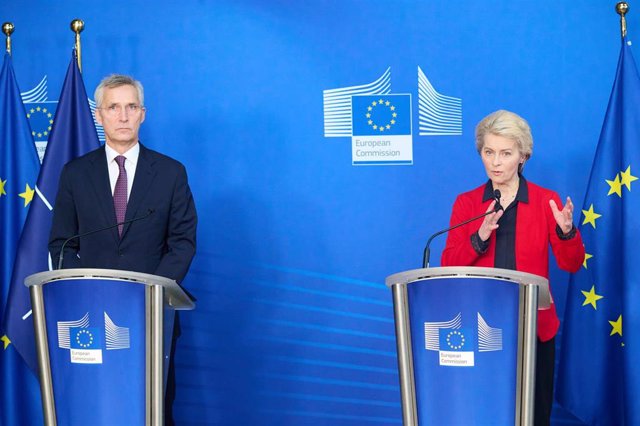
[493,189,503,212]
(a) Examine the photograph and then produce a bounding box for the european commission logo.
[424,312,502,367]
[57,312,130,364]
[351,94,412,165]
[323,67,462,166]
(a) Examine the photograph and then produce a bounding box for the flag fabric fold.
[0,52,43,426]
[2,50,100,374]
[557,37,640,425]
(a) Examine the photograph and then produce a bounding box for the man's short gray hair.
[94,74,144,107]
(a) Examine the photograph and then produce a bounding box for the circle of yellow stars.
[26,106,54,139]
[75,329,94,348]
[445,330,465,350]
[577,164,637,345]
[581,165,638,229]
[366,98,397,133]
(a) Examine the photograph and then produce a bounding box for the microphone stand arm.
[422,208,499,268]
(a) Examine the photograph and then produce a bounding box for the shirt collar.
[105,142,140,165]
[482,175,529,203]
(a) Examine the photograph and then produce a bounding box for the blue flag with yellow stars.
[0,53,44,426]
[2,49,100,376]
[557,37,640,425]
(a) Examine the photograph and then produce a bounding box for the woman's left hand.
[549,196,574,234]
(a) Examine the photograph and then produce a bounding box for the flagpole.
[70,19,84,72]
[2,22,14,55]
[617,2,629,38]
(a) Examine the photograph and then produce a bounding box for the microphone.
[493,189,503,212]
[422,194,502,268]
[57,208,155,270]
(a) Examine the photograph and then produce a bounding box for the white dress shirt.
[105,143,140,198]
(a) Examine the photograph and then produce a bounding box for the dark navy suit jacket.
[48,143,197,283]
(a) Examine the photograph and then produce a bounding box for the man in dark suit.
[48,74,197,424]
[48,74,196,281]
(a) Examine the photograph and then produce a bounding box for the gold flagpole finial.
[2,22,14,55]
[617,2,629,38]
[70,19,84,72]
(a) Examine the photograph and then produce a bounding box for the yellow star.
[379,127,384,132]
[385,100,390,106]
[582,204,602,229]
[18,183,35,207]
[365,113,371,118]
[606,173,623,197]
[367,120,373,125]
[581,285,604,309]
[372,125,377,130]
[620,165,638,191]
[42,108,48,113]
[0,178,6,196]
[30,108,35,113]
[390,106,395,111]
[367,106,372,111]
[609,314,622,336]
[378,98,383,104]
[372,101,377,106]
[1,335,10,350]
[36,106,41,111]
[386,124,390,129]
[583,252,593,269]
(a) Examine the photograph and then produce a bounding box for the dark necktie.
[113,155,128,236]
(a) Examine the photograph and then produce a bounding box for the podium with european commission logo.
[25,268,195,426]
[386,267,549,426]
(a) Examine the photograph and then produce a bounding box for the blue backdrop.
[2,1,624,424]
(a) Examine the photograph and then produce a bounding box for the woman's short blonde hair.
[475,110,533,161]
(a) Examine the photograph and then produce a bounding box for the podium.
[25,268,195,426]
[385,267,549,426]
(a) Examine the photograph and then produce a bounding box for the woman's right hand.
[478,200,504,241]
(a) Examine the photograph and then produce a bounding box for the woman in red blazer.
[441,110,584,426]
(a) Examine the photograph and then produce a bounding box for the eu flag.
[557,37,640,425]
[2,50,100,374]
[351,94,412,136]
[0,52,44,426]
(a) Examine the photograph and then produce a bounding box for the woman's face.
[480,133,525,188]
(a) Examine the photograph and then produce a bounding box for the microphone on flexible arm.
[422,189,502,268]
[493,189,503,211]
[57,208,155,270]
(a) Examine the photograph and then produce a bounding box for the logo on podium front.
[424,312,503,367]
[70,327,103,364]
[57,312,131,364]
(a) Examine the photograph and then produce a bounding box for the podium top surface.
[386,266,550,308]
[25,268,195,310]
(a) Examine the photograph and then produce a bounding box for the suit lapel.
[87,146,120,243]
[121,144,156,239]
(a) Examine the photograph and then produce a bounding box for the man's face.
[96,84,146,152]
